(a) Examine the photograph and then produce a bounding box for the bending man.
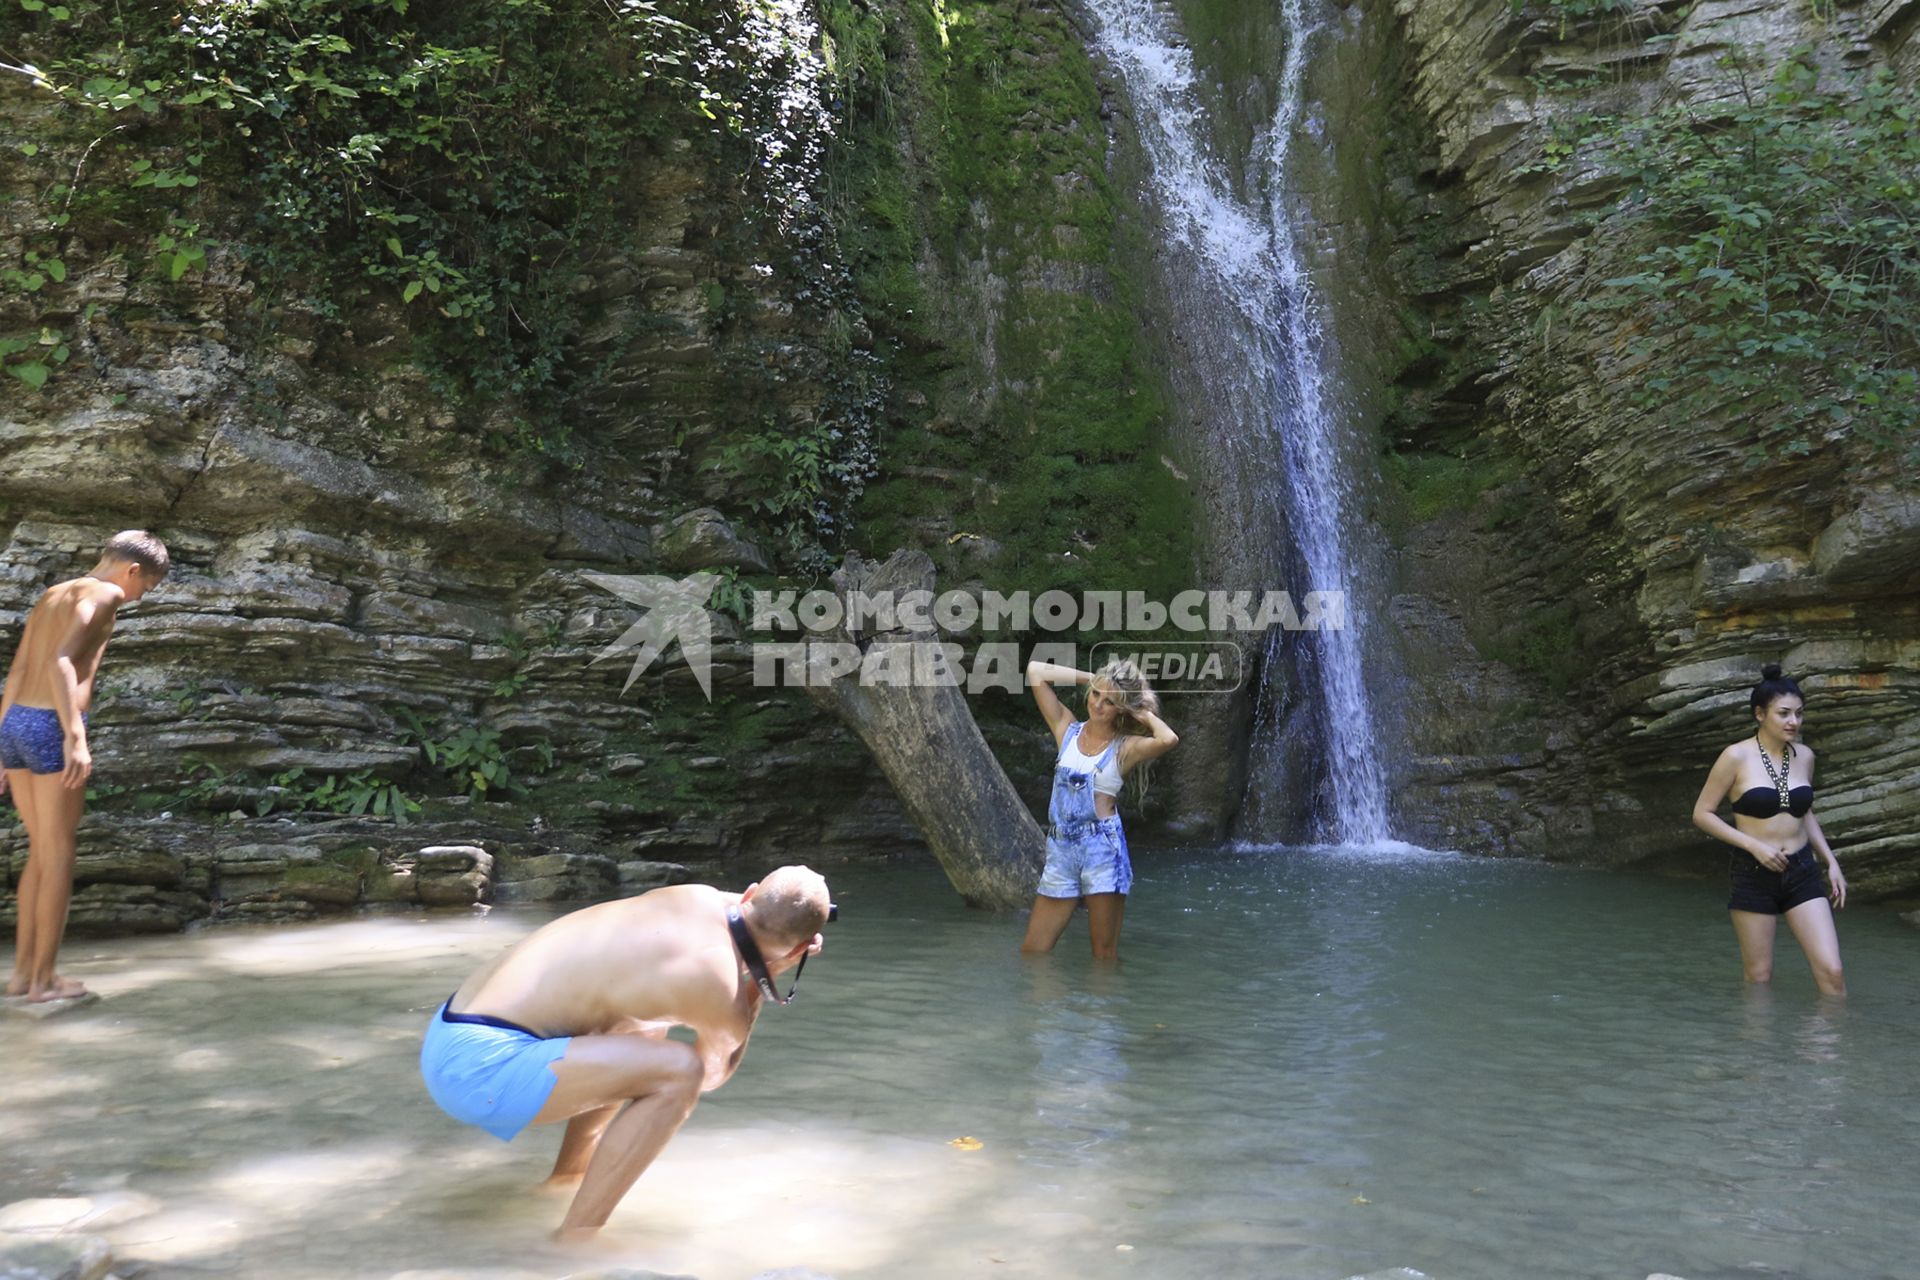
[420,866,831,1240]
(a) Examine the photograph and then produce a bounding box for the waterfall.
[1085,0,1391,845]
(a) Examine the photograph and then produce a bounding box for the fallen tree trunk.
[802,550,1042,909]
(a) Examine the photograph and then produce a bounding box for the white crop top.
[1061,724,1125,797]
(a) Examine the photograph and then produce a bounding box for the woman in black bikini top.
[1689,664,1847,997]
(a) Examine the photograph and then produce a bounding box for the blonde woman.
[1021,658,1180,960]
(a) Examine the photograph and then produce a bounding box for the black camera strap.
[727,904,807,1006]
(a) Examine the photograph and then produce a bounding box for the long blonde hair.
[1086,658,1161,804]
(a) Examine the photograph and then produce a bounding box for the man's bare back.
[451,885,757,1083]
[421,866,831,1239]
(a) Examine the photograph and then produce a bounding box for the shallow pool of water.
[4,848,1917,1280]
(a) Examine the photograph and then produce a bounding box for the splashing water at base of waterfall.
[1086,0,1391,844]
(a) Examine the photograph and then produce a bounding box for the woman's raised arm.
[1026,660,1086,747]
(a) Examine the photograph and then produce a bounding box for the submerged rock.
[0,993,101,1020]
[0,1193,158,1234]
[0,1232,115,1280]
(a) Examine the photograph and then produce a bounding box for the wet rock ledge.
[0,815,704,935]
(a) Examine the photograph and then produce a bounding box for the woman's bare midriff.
[1733,815,1806,846]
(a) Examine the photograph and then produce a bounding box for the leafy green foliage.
[0,328,69,388]
[686,2,886,570]
[1381,450,1523,524]
[397,708,547,798]
[1581,56,1920,460]
[1475,600,1583,697]
[171,759,236,811]
[419,726,517,799]
[705,566,759,627]
[4,0,732,448]
[95,757,420,823]
[486,627,551,699]
[258,767,420,824]
[86,700,557,818]
[715,417,843,553]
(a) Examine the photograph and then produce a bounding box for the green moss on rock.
[829,0,1198,602]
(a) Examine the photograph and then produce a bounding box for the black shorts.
[1728,845,1827,915]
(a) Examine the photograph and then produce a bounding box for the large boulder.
[491,850,619,903]
[413,844,495,907]
[654,508,772,574]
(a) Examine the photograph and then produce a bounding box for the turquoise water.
[3,849,1917,1279]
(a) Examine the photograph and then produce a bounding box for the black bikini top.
[1731,785,1813,819]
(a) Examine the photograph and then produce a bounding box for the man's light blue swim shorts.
[420,999,572,1141]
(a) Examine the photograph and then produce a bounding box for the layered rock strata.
[1359,0,1920,896]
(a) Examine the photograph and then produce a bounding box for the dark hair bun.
[1750,663,1802,710]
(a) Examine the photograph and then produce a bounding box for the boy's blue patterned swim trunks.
[0,706,74,774]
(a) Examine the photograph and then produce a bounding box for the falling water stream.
[1086,0,1391,843]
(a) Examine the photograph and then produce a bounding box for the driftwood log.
[801,550,1042,909]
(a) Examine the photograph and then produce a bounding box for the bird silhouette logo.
[582,571,721,699]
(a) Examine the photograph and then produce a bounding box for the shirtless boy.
[420,865,832,1240]
[2,530,170,1002]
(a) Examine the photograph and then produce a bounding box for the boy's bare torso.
[6,577,122,712]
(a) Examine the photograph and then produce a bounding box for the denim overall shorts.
[1037,721,1133,898]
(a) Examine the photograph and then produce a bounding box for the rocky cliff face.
[1352,0,1920,897]
[1,0,1206,932]
[0,39,915,932]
